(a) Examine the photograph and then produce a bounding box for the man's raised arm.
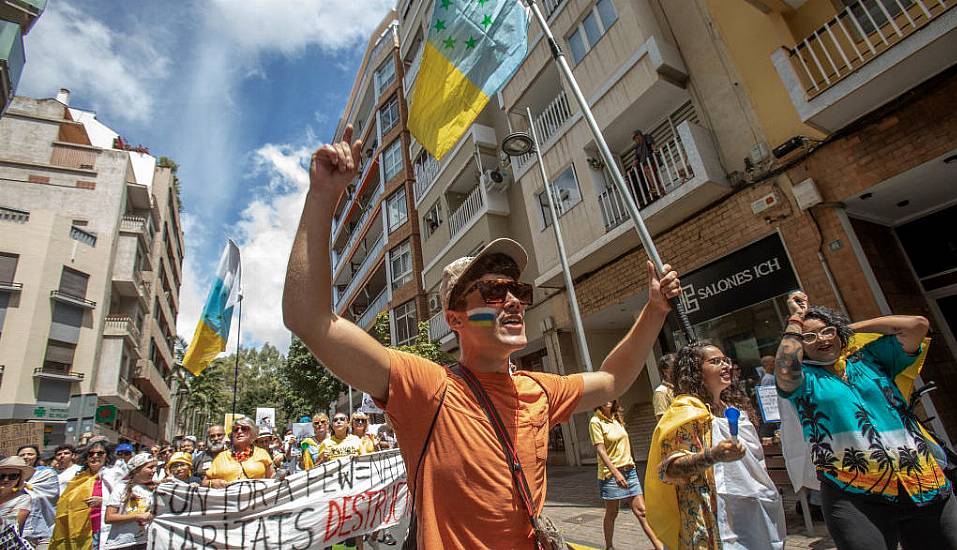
[282,126,391,401]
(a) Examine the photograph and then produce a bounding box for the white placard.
[150,450,408,549]
[255,407,276,433]
[359,393,384,415]
[756,385,780,423]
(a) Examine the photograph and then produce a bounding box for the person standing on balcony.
[282,126,683,548]
[629,129,660,203]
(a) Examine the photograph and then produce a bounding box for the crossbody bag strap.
[450,364,538,522]
[408,379,449,514]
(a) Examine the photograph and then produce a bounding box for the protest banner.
[0,423,43,457]
[149,449,408,549]
[255,407,276,433]
[756,385,781,423]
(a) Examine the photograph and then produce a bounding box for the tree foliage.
[282,337,346,417]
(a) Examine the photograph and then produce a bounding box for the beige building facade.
[0,90,184,446]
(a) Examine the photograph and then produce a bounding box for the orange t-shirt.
[379,349,584,549]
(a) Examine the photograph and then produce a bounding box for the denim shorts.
[599,465,643,500]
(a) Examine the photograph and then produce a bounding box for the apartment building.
[0,0,43,115]
[0,90,185,446]
[397,0,957,465]
[330,11,430,358]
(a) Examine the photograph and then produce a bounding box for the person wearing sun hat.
[0,456,35,533]
[164,452,196,485]
[284,132,684,550]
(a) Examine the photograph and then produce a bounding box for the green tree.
[281,337,346,416]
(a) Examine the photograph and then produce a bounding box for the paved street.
[543,465,836,550]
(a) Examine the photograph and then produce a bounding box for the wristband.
[702,448,716,466]
[782,331,803,340]
[787,315,804,327]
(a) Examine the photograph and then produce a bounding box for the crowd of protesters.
[0,409,397,549]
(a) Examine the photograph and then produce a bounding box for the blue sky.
[18,0,395,351]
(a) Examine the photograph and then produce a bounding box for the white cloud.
[208,0,396,55]
[177,141,316,352]
[20,2,169,122]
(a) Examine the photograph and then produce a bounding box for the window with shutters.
[58,267,89,299]
[43,339,77,373]
[0,253,18,283]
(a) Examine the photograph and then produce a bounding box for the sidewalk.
[544,465,836,550]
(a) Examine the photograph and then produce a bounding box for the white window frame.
[379,95,400,136]
[389,239,413,290]
[374,57,396,97]
[382,139,404,181]
[386,187,408,233]
[536,164,582,229]
[566,0,618,64]
[423,200,443,238]
[392,300,417,346]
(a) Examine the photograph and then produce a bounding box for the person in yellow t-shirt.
[590,400,663,550]
[203,418,275,487]
[319,413,364,462]
[351,412,379,455]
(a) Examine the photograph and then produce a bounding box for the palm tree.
[795,397,837,473]
[841,447,869,489]
[855,404,896,494]
[897,446,924,494]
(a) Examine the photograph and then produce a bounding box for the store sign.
[31,406,69,421]
[679,233,799,325]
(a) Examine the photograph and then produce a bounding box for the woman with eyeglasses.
[17,444,60,549]
[646,342,786,549]
[50,441,113,550]
[775,291,954,549]
[318,414,364,463]
[202,418,274,488]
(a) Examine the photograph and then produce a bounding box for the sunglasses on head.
[459,279,533,308]
[0,472,20,482]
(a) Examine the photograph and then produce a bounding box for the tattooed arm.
[663,439,746,482]
[776,291,808,394]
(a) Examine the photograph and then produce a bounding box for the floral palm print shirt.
[782,335,949,503]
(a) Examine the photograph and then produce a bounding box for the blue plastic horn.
[724,407,740,440]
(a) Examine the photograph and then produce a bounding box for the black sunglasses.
[460,279,533,307]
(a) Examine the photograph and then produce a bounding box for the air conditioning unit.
[481,168,512,192]
[428,293,441,313]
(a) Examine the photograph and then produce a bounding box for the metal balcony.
[772,0,957,132]
[33,366,84,382]
[50,289,95,309]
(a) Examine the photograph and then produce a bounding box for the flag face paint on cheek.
[466,307,497,327]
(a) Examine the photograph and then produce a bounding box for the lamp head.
[501,132,535,157]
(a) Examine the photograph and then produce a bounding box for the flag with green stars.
[408,0,528,159]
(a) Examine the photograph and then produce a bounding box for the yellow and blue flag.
[183,240,241,375]
[408,0,528,159]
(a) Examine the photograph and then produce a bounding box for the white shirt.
[0,492,31,527]
[103,482,153,549]
[55,464,81,495]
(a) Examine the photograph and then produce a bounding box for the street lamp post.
[502,108,593,372]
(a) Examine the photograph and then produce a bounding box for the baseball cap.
[439,238,528,311]
[115,443,134,454]
[124,453,156,479]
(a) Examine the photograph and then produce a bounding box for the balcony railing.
[357,290,389,330]
[0,281,22,292]
[0,205,28,223]
[404,45,424,93]
[332,161,380,240]
[597,185,629,231]
[333,183,385,274]
[120,215,146,233]
[788,0,954,97]
[104,315,141,345]
[448,184,485,239]
[70,226,96,247]
[34,366,84,381]
[50,289,96,309]
[413,153,440,202]
[428,310,452,342]
[117,377,144,406]
[336,235,385,309]
[515,89,573,171]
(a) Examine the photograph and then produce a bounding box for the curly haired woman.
[776,291,953,550]
[645,342,785,549]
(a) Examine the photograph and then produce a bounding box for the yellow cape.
[644,394,713,550]
[301,437,319,470]
[49,470,97,550]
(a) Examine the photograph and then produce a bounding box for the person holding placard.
[646,342,785,549]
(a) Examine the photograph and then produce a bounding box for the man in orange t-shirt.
[283,127,682,548]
